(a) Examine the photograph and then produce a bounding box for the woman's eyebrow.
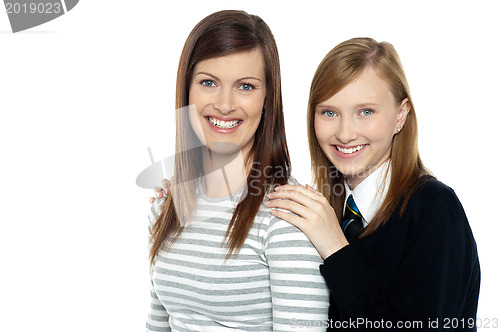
[193,71,220,81]
[194,71,263,82]
[237,76,263,82]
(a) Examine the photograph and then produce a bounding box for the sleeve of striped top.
[146,197,171,332]
[265,216,330,331]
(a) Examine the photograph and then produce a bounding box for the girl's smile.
[314,67,410,189]
[332,144,367,158]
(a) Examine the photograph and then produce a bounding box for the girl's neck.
[346,157,390,190]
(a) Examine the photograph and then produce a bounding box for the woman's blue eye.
[201,80,216,87]
[323,110,336,117]
[240,83,254,91]
[360,109,374,116]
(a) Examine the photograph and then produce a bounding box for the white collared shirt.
[344,160,391,227]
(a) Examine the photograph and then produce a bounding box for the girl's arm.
[267,182,480,331]
[265,184,348,259]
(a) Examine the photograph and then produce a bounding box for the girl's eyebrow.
[353,103,379,108]
[316,103,334,109]
[316,102,379,109]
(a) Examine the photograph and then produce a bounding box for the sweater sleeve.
[320,181,480,330]
[146,279,171,332]
[146,198,171,332]
[265,217,330,331]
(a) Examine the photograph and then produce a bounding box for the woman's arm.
[146,279,171,332]
[146,197,171,332]
[265,216,330,331]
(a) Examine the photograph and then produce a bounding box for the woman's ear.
[395,98,411,134]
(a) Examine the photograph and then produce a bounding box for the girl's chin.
[333,162,367,177]
[336,165,370,181]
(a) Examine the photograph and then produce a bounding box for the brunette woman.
[146,10,329,332]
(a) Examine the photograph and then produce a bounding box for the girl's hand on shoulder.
[265,184,348,259]
[149,179,171,203]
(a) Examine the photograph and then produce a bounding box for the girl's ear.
[395,98,411,134]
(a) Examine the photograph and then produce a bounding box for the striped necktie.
[342,195,364,242]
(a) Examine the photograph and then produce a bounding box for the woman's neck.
[200,148,249,198]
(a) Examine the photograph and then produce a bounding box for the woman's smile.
[188,48,266,159]
[206,116,243,131]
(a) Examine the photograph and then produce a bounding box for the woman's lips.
[205,116,243,133]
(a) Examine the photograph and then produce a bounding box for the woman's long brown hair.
[307,37,430,237]
[149,10,290,264]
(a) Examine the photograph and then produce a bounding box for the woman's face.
[188,48,266,159]
[314,66,409,188]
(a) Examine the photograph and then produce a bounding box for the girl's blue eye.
[240,83,254,91]
[201,80,216,87]
[323,110,336,117]
[360,109,374,116]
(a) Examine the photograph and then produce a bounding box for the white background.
[1,0,499,330]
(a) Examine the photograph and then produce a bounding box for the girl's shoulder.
[409,175,460,208]
[403,176,471,232]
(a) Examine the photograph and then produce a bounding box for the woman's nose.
[214,88,235,114]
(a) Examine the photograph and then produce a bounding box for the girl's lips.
[205,116,243,133]
[332,144,367,159]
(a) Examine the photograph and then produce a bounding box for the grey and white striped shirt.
[147,180,329,331]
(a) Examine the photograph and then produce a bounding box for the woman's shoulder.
[258,174,301,224]
[258,176,315,238]
[148,196,166,229]
[287,175,301,186]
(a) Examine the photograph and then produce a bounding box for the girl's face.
[314,67,410,189]
[188,48,266,159]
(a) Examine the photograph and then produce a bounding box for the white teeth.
[336,145,365,154]
[208,117,240,129]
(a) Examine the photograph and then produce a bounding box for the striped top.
[146,179,329,331]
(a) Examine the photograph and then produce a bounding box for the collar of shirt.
[344,160,391,226]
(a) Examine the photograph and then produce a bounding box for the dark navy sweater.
[320,178,480,331]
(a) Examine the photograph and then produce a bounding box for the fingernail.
[149,197,155,203]
[156,192,162,198]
